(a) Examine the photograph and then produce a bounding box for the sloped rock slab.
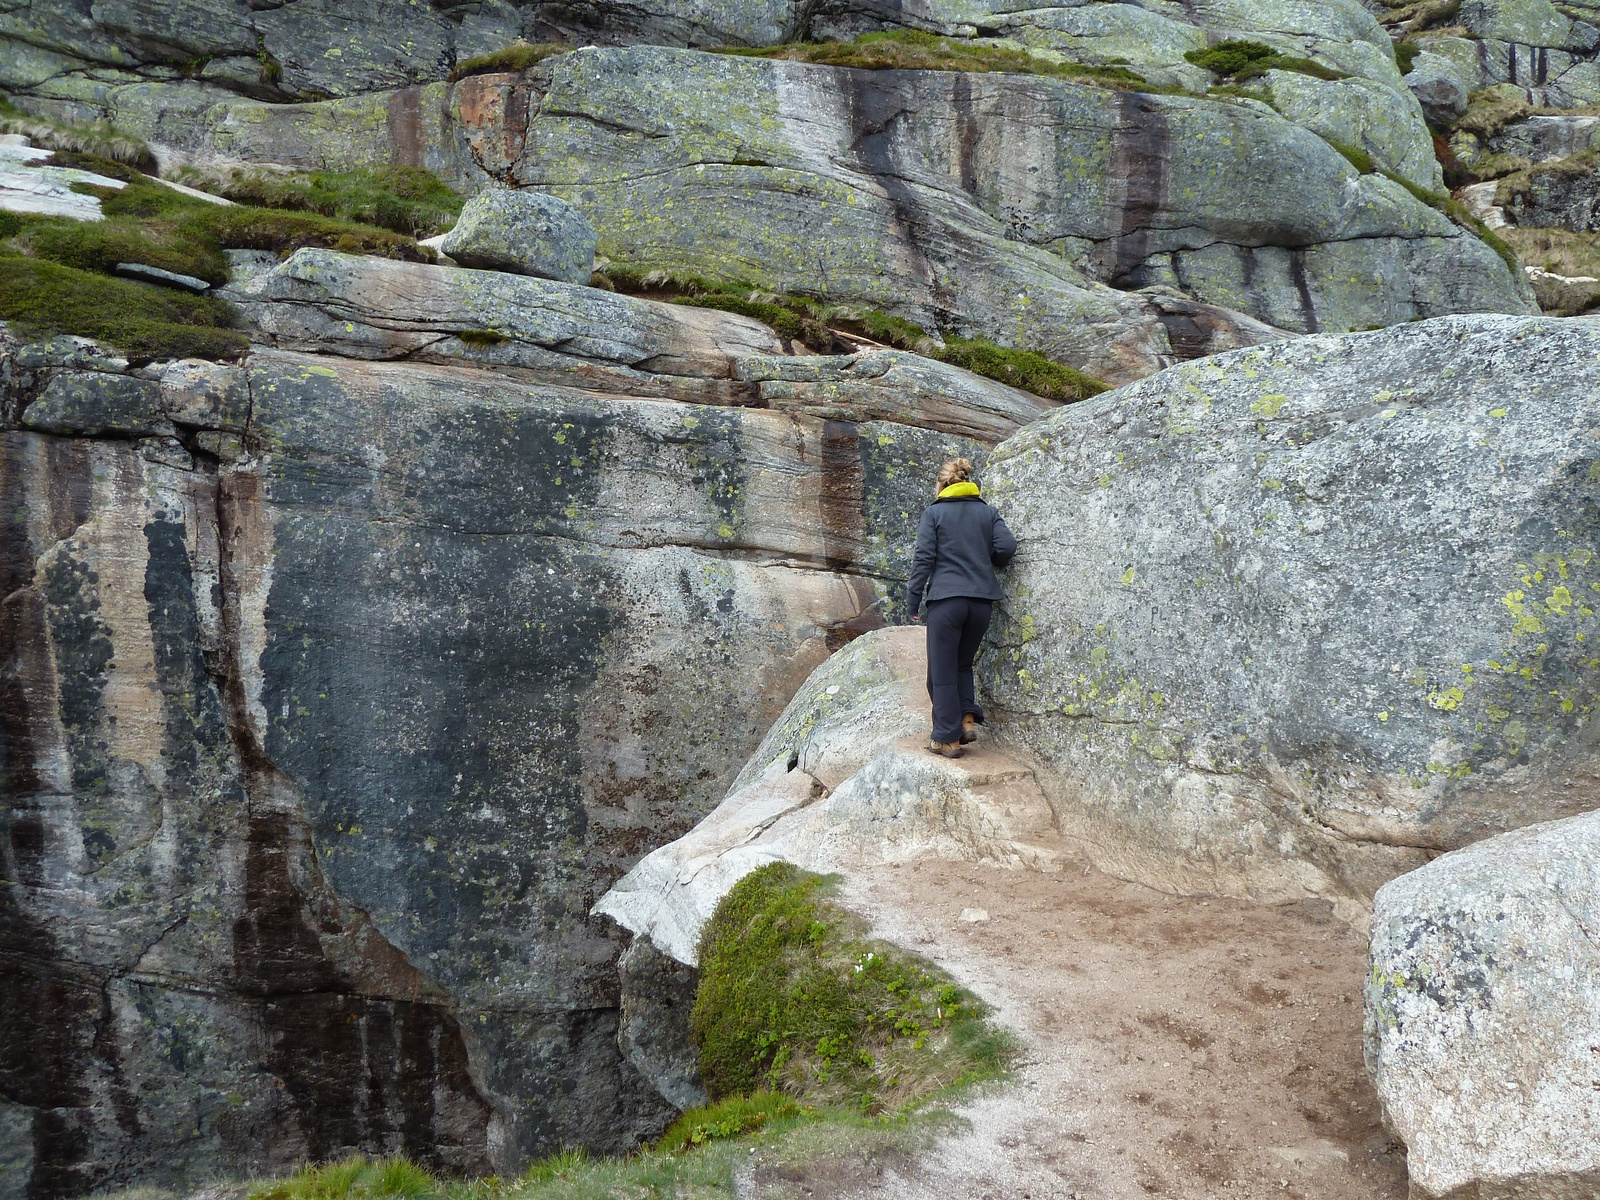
[1367,811,1600,1199]
[595,626,1068,965]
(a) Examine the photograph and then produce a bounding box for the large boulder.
[981,314,1600,903]
[1366,811,1600,1200]
[0,310,997,1196]
[440,188,597,283]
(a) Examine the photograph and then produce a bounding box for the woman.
[905,457,1017,759]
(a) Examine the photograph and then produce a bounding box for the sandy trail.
[826,828,1408,1200]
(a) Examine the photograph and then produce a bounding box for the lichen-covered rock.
[228,249,1055,442]
[1499,154,1600,230]
[1405,52,1472,126]
[441,188,596,282]
[1366,811,1600,1199]
[981,315,1600,903]
[0,320,992,1196]
[595,626,1067,965]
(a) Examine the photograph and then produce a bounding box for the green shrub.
[654,1092,811,1153]
[1394,40,1423,75]
[250,1156,437,1200]
[1185,39,1349,83]
[450,42,570,81]
[178,165,463,237]
[932,336,1108,402]
[721,30,1150,89]
[691,862,1015,1112]
[0,256,248,363]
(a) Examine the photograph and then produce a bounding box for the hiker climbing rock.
[905,457,1018,759]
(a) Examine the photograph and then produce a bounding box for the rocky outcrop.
[1499,153,1600,230]
[1366,811,1600,1200]
[440,188,596,283]
[0,258,1038,1194]
[980,314,1600,904]
[596,626,1067,966]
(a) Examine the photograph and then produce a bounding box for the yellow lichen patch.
[1250,393,1288,417]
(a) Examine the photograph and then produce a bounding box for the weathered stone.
[1499,153,1600,230]
[1405,52,1472,126]
[21,371,171,437]
[228,250,1055,442]
[595,626,1067,965]
[1491,114,1600,163]
[1366,811,1600,1199]
[0,139,125,221]
[981,315,1600,904]
[114,262,211,292]
[616,938,707,1113]
[0,325,993,1194]
[440,188,597,283]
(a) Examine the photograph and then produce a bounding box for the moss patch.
[0,256,248,364]
[932,337,1107,402]
[654,1091,810,1153]
[692,862,1016,1112]
[173,165,463,237]
[450,42,570,80]
[1185,39,1349,84]
[252,1157,435,1200]
[720,30,1150,89]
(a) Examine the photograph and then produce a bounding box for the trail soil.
[816,797,1409,1200]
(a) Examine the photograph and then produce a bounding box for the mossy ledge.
[599,265,1108,402]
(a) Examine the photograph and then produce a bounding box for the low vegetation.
[226,865,1011,1200]
[1372,0,1465,37]
[449,42,571,81]
[1184,39,1349,84]
[171,164,462,238]
[692,863,1014,1110]
[719,29,1149,88]
[1499,226,1600,315]
[0,151,461,362]
[600,265,1107,401]
[0,100,155,171]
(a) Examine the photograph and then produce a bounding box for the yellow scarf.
[938,481,980,499]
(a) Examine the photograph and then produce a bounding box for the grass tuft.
[1185,39,1349,83]
[718,30,1150,89]
[173,165,463,238]
[691,862,1017,1112]
[450,42,570,81]
[654,1092,810,1153]
[0,100,155,172]
[0,256,248,364]
[250,1156,435,1200]
[931,337,1108,402]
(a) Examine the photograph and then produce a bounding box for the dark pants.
[925,597,993,743]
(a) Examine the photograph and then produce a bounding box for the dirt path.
[831,851,1408,1200]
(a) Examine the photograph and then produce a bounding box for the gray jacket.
[905,494,1018,615]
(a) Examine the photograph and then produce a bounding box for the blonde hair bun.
[936,457,975,491]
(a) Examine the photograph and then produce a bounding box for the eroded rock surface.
[0,295,1008,1195]
[981,315,1600,904]
[1366,811,1600,1199]
[440,188,596,283]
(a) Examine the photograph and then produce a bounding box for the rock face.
[980,315,1600,904]
[1366,811,1600,1200]
[0,256,1034,1194]
[440,188,596,283]
[596,626,1067,966]
[9,47,1536,385]
[1500,155,1600,231]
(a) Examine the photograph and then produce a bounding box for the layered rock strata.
[981,314,1600,903]
[0,258,1037,1195]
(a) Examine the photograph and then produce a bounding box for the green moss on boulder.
[691,862,1014,1112]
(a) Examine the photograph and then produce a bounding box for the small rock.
[22,371,170,437]
[959,907,990,924]
[440,188,596,284]
[116,262,211,292]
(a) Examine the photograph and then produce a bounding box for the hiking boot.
[959,714,979,745]
[928,740,964,759]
